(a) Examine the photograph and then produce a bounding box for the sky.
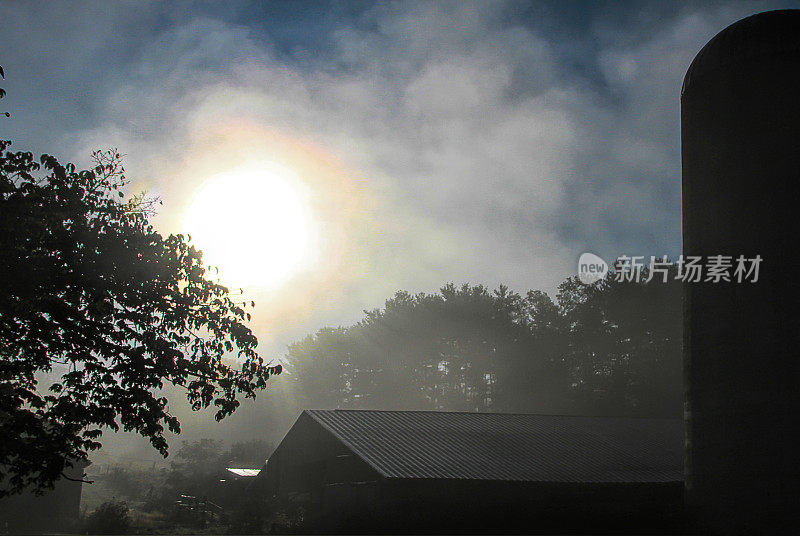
[2,0,798,458]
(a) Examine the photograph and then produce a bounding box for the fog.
[0,0,793,514]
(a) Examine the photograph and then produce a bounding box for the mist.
[3,1,798,534]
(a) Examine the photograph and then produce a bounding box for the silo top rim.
[682,9,800,96]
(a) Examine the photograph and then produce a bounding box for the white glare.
[184,163,312,290]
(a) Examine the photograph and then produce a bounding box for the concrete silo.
[681,10,800,534]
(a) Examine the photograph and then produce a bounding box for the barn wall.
[305,479,684,534]
[262,412,381,503]
[378,480,684,534]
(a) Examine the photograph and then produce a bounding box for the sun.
[184,162,314,290]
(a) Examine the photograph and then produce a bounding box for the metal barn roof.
[305,409,683,483]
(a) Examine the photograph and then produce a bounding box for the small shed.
[0,461,87,533]
[261,410,684,533]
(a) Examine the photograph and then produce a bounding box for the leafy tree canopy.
[0,139,281,497]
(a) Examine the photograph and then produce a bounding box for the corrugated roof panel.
[306,410,682,483]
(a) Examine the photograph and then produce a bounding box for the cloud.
[2,0,791,346]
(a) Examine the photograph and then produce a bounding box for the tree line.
[287,272,682,418]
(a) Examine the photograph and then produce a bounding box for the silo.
[681,10,800,534]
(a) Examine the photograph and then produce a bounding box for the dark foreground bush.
[85,500,131,534]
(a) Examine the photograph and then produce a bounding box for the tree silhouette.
[558,270,682,416]
[288,283,574,414]
[0,141,281,497]
[287,273,681,418]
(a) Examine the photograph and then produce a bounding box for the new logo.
[578,252,608,284]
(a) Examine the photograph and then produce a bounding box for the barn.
[260,410,684,533]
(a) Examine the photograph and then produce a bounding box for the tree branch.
[60,472,93,484]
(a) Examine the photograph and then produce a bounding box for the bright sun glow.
[184,162,313,290]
